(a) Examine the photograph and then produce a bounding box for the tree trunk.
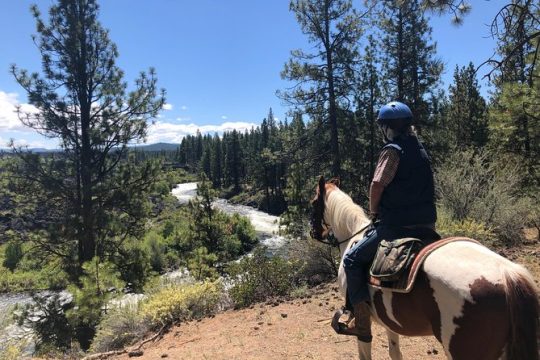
[325,1,341,178]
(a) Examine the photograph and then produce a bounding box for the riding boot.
[331,302,372,342]
[352,302,373,342]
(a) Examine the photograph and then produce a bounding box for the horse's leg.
[356,339,372,360]
[386,329,403,360]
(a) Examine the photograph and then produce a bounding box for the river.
[171,182,287,252]
[0,182,287,354]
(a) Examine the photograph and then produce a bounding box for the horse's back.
[423,241,537,359]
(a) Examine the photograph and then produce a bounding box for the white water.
[0,182,289,355]
[171,182,288,253]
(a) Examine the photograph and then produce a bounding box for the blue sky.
[0,0,505,149]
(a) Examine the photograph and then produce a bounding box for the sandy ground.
[109,240,539,360]
[113,284,446,360]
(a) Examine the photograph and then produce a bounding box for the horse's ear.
[329,177,340,187]
[318,175,326,195]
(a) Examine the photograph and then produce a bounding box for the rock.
[254,326,260,330]
[128,350,144,357]
[161,354,168,358]
[281,313,288,318]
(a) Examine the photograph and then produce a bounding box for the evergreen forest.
[0,0,538,357]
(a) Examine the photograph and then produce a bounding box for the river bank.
[0,181,290,357]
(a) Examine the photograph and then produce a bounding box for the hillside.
[104,240,539,360]
[111,282,446,360]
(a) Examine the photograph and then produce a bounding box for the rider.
[338,101,437,341]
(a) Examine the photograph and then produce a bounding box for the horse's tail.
[503,265,539,360]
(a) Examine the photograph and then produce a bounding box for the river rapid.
[0,182,288,353]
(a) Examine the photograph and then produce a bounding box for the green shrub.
[437,207,497,245]
[3,241,23,271]
[15,292,73,353]
[66,259,125,350]
[144,231,166,273]
[286,238,340,285]
[0,340,26,360]
[91,304,149,353]
[226,247,300,308]
[436,150,533,245]
[115,241,151,292]
[187,247,218,281]
[140,281,222,328]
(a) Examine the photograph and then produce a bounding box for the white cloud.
[181,105,188,111]
[0,135,53,149]
[163,103,173,110]
[0,91,39,132]
[146,120,257,144]
[221,115,228,120]
[176,117,191,122]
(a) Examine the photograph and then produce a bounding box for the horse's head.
[309,176,340,243]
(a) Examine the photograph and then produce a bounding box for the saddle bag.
[369,237,423,282]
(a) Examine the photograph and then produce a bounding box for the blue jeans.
[343,225,399,305]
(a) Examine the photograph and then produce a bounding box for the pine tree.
[447,63,488,148]
[354,34,383,198]
[281,113,312,238]
[10,0,164,269]
[280,0,363,177]
[210,134,223,188]
[378,0,443,135]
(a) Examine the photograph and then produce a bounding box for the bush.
[437,207,497,245]
[226,247,300,308]
[436,150,533,245]
[115,241,151,292]
[286,239,340,285]
[66,259,125,350]
[15,292,73,353]
[140,281,222,328]
[91,304,149,353]
[0,341,25,360]
[144,231,166,273]
[3,241,23,271]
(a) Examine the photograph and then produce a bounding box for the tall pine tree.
[280,0,363,177]
[10,0,165,270]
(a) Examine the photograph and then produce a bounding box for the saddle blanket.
[368,237,479,293]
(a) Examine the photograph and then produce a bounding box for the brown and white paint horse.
[310,177,539,360]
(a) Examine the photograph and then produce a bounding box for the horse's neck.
[327,190,370,257]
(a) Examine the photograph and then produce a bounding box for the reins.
[314,221,372,247]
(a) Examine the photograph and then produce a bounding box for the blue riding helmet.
[377,101,413,126]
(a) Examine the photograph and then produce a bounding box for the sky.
[0,0,507,149]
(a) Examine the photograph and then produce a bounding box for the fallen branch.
[82,325,167,360]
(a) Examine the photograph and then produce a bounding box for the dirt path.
[111,240,539,360]
[113,283,445,360]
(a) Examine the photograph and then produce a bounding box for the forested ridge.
[0,0,538,358]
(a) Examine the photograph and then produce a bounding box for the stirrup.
[331,307,373,342]
[331,308,353,334]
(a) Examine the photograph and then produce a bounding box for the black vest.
[379,135,436,227]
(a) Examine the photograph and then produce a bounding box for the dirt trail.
[111,240,539,360]
[113,283,445,360]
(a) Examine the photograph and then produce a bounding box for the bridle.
[309,190,372,248]
[311,220,372,247]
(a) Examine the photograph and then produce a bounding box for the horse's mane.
[325,188,370,237]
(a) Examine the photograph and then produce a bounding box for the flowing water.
[0,182,288,355]
[171,182,288,253]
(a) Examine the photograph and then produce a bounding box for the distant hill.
[131,142,180,152]
[0,143,180,154]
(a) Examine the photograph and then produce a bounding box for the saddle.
[368,235,479,293]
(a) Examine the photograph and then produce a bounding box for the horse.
[309,176,539,360]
